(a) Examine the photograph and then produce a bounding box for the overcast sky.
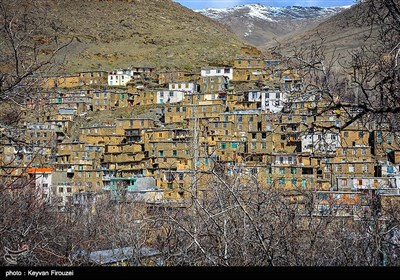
[173,0,356,10]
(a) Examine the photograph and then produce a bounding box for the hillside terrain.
[267,2,376,58]
[6,0,248,72]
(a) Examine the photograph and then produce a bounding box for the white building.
[156,82,195,104]
[108,69,133,86]
[27,167,53,203]
[261,90,286,113]
[201,67,233,80]
[337,177,400,195]
[301,132,341,153]
[108,67,155,86]
[157,90,184,104]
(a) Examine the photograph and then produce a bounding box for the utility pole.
[191,88,199,198]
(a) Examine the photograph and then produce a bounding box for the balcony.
[102,175,115,181]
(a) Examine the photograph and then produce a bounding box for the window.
[281,126,286,132]
[262,142,267,149]
[159,150,164,157]
[261,132,267,139]
[349,164,355,173]
[167,183,173,189]
[267,177,272,184]
[250,168,258,175]
[252,143,256,150]
[318,193,329,200]
[301,179,307,188]
[291,167,296,175]
[178,173,184,180]
[344,132,349,137]
[359,131,364,138]
[220,143,227,150]
[238,116,242,122]
[279,178,285,185]
[279,168,285,174]
[59,187,64,193]
[172,150,177,156]
[42,184,48,188]
[291,178,297,186]
[231,142,238,149]
[67,187,72,193]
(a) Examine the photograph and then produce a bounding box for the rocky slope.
[17,0,249,72]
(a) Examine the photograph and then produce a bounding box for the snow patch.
[247,5,276,22]
[197,4,350,22]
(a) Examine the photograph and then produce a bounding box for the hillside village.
[1,46,399,218]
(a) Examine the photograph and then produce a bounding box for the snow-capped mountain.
[196,4,351,48]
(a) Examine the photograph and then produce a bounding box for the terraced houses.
[1,47,399,217]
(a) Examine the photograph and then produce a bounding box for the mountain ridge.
[196,4,351,48]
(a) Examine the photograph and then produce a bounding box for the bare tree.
[0,0,73,266]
